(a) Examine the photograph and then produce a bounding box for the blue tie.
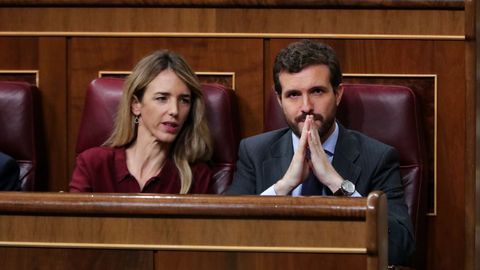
[300,150,333,196]
[301,173,324,195]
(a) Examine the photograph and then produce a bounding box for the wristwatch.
[333,179,355,196]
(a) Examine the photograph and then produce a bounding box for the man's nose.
[301,96,314,114]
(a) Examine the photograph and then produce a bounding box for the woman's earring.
[134,115,140,124]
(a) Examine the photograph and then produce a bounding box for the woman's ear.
[131,95,141,116]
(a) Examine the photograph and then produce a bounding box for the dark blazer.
[226,124,415,266]
[0,152,20,191]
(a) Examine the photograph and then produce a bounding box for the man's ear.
[335,84,344,106]
[131,95,141,115]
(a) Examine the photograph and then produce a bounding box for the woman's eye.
[180,98,191,104]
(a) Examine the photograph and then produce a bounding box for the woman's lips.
[163,122,179,134]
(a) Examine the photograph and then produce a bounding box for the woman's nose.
[168,100,179,116]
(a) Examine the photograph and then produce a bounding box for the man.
[0,152,20,191]
[226,39,414,266]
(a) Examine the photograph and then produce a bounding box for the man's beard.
[286,111,336,141]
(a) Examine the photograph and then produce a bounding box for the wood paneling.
[464,1,476,269]
[0,37,39,67]
[38,37,68,191]
[155,251,366,270]
[0,0,465,9]
[0,71,37,86]
[0,248,154,270]
[0,8,464,36]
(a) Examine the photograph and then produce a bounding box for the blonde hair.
[104,50,213,193]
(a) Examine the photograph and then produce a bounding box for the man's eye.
[287,92,300,98]
[155,96,167,101]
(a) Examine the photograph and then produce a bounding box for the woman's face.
[131,69,192,144]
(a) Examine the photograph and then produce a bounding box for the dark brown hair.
[273,39,342,95]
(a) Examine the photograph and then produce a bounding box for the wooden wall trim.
[0,8,463,36]
[0,0,465,9]
[0,32,466,40]
[464,0,476,269]
[0,241,368,253]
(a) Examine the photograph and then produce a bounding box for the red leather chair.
[264,83,428,269]
[0,81,39,191]
[76,77,240,194]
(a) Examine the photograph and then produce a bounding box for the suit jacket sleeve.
[225,139,258,194]
[335,127,415,266]
[371,146,415,266]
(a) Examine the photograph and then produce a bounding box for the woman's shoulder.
[77,146,123,162]
[79,146,114,156]
[75,146,127,176]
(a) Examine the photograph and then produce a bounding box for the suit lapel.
[332,124,362,185]
[262,129,294,189]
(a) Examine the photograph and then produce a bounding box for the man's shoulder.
[0,152,15,164]
[0,152,19,171]
[341,127,397,154]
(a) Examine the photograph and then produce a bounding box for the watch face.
[342,180,355,194]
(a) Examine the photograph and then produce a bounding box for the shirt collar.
[291,121,339,157]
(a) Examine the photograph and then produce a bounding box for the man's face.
[278,64,343,141]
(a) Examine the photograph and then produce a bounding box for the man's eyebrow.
[310,86,329,91]
[283,89,300,94]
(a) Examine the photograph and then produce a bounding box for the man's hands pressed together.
[274,115,343,195]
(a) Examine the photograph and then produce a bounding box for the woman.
[70,50,213,193]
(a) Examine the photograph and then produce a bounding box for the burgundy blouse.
[70,147,213,194]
